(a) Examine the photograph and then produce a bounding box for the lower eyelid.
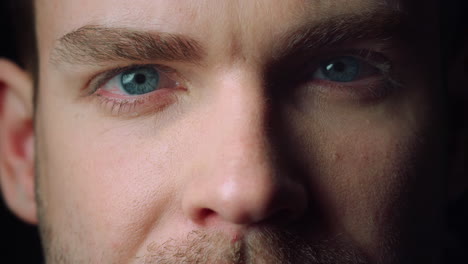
[304,76,393,102]
[96,88,134,99]
[94,87,183,117]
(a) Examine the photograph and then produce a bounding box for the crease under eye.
[287,49,400,103]
[84,64,183,117]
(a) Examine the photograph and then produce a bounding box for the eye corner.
[83,63,184,117]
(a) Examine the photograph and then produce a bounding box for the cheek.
[325,131,411,224]
[36,106,185,260]
[285,104,422,247]
[322,132,412,259]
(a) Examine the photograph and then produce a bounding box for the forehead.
[36,0,401,58]
[37,0,390,29]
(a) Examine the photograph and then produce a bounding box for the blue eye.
[316,56,361,82]
[120,67,160,95]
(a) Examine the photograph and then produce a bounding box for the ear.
[447,39,468,202]
[0,59,36,224]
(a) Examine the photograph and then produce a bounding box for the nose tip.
[182,166,308,227]
[181,69,308,229]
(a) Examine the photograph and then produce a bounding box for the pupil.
[135,74,146,84]
[332,61,345,72]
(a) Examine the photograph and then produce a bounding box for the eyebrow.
[51,26,205,66]
[51,9,406,67]
[273,9,407,59]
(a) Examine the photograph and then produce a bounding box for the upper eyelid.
[87,64,175,95]
[86,49,392,95]
[266,48,395,90]
[312,50,393,75]
[300,49,391,71]
[320,49,389,64]
[274,47,393,71]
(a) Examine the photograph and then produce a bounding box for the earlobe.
[0,58,37,224]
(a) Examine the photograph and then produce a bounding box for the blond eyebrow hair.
[50,9,406,67]
[51,26,205,65]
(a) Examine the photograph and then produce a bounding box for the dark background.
[0,0,44,263]
[0,0,467,263]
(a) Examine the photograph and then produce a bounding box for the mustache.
[137,226,369,264]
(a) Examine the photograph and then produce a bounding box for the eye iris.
[121,67,159,95]
[322,57,360,82]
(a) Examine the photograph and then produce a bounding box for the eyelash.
[296,49,401,102]
[87,64,183,116]
[87,49,398,116]
[88,64,177,93]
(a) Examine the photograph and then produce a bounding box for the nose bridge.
[210,68,280,222]
[215,68,270,167]
[206,66,279,190]
[182,66,307,227]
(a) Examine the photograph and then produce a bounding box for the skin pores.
[33,0,443,263]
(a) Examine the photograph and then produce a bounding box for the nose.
[182,69,308,228]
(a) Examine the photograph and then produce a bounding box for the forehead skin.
[37,0,398,64]
[33,0,442,263]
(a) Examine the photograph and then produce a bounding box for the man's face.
[33,0,443,263]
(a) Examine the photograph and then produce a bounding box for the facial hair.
[137,226,369,264]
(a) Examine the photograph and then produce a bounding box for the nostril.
[200,208,215,218]
[197,208,217,224]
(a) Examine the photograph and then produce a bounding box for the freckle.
[332,152,341,161]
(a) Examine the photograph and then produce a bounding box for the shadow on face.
[0,0,465,264]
